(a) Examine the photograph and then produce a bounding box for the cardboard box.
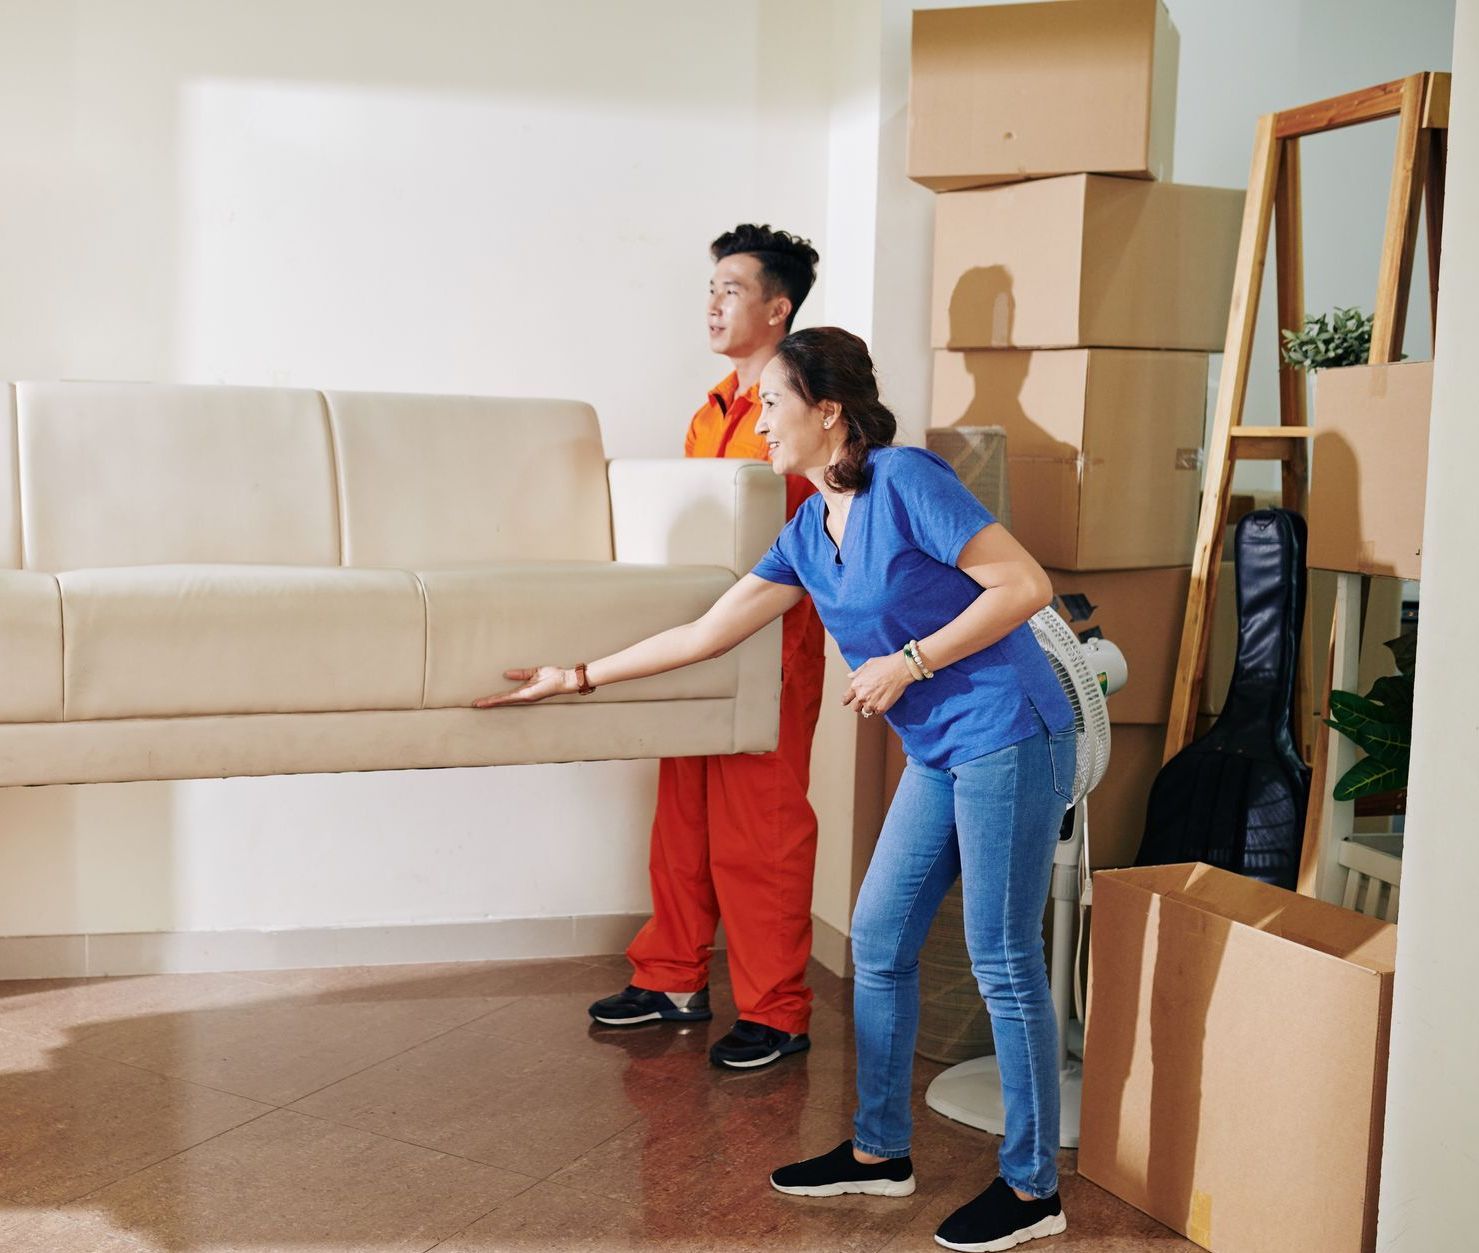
[1308,362,1432,580]
[932,348,1206,569]
[1198,562,1239,718]
[1080,863,1396,1253]
[908,0,1178,192]
[932,175,1243,351]
[1086,723,1165,869]
[1049,566,1235,725]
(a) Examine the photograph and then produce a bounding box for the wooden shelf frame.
[1161,72,1448,904]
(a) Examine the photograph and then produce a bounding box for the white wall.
[0,0,837,945]
[1377,3,1477,1245]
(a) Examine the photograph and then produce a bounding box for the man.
[588,225,827,1070]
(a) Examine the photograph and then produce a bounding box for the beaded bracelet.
[904,639,935,680]
[901,648,926,682]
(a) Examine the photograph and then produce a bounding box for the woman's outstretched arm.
[474,574,806,707]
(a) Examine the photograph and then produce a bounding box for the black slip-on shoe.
[587,985,712,1027]
[934,1177,1067,1251]
[770,1139,916,1198]
[707,1018,810,1069]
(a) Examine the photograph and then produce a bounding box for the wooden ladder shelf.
[1162,71,1449,902]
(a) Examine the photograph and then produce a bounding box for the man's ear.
[767,296,793,330]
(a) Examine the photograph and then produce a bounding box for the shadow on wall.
[942,265,1027,425]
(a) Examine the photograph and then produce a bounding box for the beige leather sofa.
[0,382,784,787]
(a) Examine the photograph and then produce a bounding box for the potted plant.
[1280,306,1377,370]
[1325,633,1415,813]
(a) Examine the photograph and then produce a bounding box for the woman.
[476,327,1074,1252]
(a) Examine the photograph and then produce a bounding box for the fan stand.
[924,799,1088,1149]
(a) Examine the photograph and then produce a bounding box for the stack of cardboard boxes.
[910,0,1244,869]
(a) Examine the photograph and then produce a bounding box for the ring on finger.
[860,707,874,718]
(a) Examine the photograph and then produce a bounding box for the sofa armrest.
[607,458,785,577]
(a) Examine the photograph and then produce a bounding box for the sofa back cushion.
[325,391,612,567]
[16,382,340,571]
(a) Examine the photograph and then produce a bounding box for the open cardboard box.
[931,175,1243,352]
[1080,863,1395,1252]
[908,0,1178,191]
[1307,362,1432,581]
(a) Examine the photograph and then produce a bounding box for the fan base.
[924,1055,1083,1150]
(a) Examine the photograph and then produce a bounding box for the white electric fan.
[924,606,1126,1149]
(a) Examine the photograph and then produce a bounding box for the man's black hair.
[710,224,819,331]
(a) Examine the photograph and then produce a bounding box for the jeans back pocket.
[1048,729,1078,803]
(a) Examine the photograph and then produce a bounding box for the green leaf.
[1341,719,1410,764]
[1328,689,1388,730]
[1368,674,1414,721]
[1333,754,1409,801]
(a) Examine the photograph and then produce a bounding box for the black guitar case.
[1135,508,1311,889]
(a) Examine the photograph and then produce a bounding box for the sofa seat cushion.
[60,566,426,720]
[0,571,63,722]
[418,563,738,709]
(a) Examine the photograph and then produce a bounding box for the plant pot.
[1354,787,1407,819]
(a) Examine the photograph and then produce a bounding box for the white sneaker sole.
[934,1212,1068,1252]
[771,1175,917,1198]
[591,1011,665,1025]
[717,1049,781,1069]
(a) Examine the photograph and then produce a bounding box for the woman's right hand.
[473,666,575,708]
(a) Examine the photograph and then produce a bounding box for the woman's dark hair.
[772,327,897,492]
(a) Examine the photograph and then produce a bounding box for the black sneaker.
[587,985,712,1026]
[708,1018,810,1069]
[934,1177,1067,1251]
[771,1139,916,1197]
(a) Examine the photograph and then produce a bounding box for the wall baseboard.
[0,911,852,982]
[0,913,651,980]
[811,912,853,978]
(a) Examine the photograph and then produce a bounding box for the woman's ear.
[820,400,841,428]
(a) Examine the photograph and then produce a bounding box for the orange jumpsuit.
[624,372,827,1035]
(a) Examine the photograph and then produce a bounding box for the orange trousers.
[626,600,826,1035]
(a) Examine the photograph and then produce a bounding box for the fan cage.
[1028,607,1112,802]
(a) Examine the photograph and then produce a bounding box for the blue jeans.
[850,725,1074,1198]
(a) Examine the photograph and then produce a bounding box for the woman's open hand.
[473,666,574,708]
[841,653,916,720]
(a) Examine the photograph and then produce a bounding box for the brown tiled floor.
[0,955,1196,1252]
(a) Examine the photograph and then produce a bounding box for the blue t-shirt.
[751,445,1073,769]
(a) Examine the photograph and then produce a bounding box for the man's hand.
[473,666,575,708]
[841,653,916,719]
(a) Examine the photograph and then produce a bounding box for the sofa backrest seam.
[410,569,430,710]
[320,391,347,567]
